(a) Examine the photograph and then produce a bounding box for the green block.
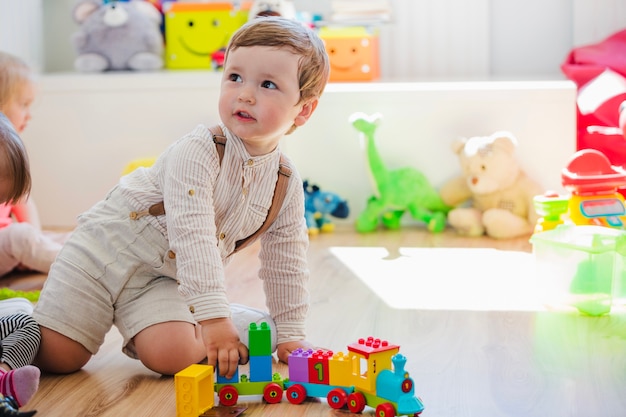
[248,322,271,356]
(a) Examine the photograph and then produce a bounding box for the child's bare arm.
[199,317,249,380]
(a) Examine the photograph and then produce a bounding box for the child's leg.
[0,313,41,406]
[34,326,91,374]
[132,321,205,376]
[4,222,62,273]
[0,313,40,369]
[131,305,277,375]
[0,227,20,276]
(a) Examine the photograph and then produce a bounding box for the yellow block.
[175,364,215,417]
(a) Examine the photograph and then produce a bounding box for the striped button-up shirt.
[119,124,310,344]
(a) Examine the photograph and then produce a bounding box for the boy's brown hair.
[225,16,330,106]
[0,112,31,203]
[0,52,33,109]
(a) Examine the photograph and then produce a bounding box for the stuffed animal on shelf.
[349,112,451,233]
[71,0,164,72]
[439,131,544,239]
[303,180,349,235]
[248,0,297,20]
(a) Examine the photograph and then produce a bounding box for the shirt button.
[188,189,195,196]
[219,232,226,240]
[247,159,253,166]
[189,306,195,314]
[168,250,176,259]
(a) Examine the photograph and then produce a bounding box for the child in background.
[33,16,329,378]
[0,112,41,407]
[0,51,64,277]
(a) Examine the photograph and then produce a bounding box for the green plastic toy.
[0,288,40,302]
[349,112,451,233]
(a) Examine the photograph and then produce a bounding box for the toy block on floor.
[175,364,214,417]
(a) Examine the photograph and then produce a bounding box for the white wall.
[0,0,44,72]
[1,0,623,78]
[23,72,576,228]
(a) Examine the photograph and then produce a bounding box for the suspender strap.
[209,125,227,162]
[144,125,292,253]
[147,126,227,217]
[234,159,291,252]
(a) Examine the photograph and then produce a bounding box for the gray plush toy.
[72,0,164,72]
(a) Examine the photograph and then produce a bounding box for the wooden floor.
[4,225,626,417]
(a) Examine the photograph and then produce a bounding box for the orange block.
[320,27,380,82]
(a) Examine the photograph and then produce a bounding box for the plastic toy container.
[530,225,626,316]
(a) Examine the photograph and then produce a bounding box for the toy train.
[175,322,424,417]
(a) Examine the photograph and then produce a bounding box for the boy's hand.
[276,340,316,364]
[200,317,249,379]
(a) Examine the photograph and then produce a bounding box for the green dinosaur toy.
[350,112,451,233]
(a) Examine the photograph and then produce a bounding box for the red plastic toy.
[561,149,626,227]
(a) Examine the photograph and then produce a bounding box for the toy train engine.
[284,336,424,416]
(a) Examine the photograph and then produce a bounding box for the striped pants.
[0,314,40,369]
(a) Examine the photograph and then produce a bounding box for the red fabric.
[562,29,626,89]
[561,29,626,168]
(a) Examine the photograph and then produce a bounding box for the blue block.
[216,364,239,384]
[249,355,272,382]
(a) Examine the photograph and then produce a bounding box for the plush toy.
[439,131,544,239]
[72,0,164,72]
[350,112,451,233]
[303,180,349,235]
[248,0,297,20]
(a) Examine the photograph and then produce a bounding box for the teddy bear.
[439,131,544,239]
[72,0,164,72]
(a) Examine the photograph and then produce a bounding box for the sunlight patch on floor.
[330,247,541,311]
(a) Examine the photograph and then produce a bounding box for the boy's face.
[2,81,35,134]
[219,45,317,155]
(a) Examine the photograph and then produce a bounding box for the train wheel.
[376,403,396,417]
[263,382,283,404]
[326,388,348,409]
[286,384,307,405]
[347,392,366,413]
[218,385,239,407]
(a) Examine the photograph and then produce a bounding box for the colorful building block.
[328,351,353,388]
[308,349,333,385]
[248,322,271,356]
[216,365,239,384]
[175,364,214,417]
[249,355,273,382]
[287,348,313,383]
[319,26,380,82]
[164,2,250,69]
